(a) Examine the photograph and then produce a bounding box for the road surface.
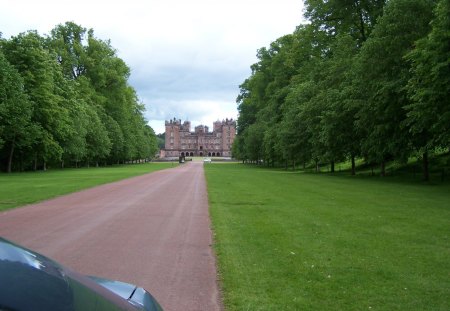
[0,162,222,311]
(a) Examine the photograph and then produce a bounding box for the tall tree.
[48,22,158,165]
[316,34,361,174]
[354,0,435,175]
[75,76,111,166]
[304,0,386,45]
[405,0,450,180]
[0,50,34,172]
[2,31,70,169]
[49,22,88,80]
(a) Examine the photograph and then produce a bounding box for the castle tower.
[165,118,181,157]
[221,118,236,157]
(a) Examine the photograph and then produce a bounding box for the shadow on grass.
[240,153,450,187]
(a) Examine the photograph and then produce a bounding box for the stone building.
[164,118,236,157]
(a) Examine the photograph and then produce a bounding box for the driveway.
[0,161,221,311]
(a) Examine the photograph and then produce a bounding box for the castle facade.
[164,118,236,157]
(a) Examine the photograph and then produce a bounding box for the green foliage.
[304,0,386,44]
[235,0,444,179]
[206,163,450,310]
[1,31,68,166]
[0,22,158,171]
[156,133,165,150]
[0,50,34,172]
[406,0,450,150]
[355,0,435,164]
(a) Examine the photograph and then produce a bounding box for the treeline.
[233,0,449,180]
[0,22,158,173]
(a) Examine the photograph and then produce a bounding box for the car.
[203,157,212,163]
[0,237,163,311]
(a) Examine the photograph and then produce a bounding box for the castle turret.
[221,119,236,156]
[165,118,181,156]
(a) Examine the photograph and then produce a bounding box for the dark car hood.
[0,238,162,311]
[90,277,163,311]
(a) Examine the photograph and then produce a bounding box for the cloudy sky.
[0,0,305,133]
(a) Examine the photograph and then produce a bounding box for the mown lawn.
[0,162,176,211]
[205,163,450,311]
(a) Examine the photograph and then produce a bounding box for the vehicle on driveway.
[203,157,212,163]
[0,237,163,311]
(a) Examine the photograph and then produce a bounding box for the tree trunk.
[7,140,15,173]
[315,160,319,172]
[351,155,356,176]
[61,160,65,169]
[357,5,367,42]
[43,161,46,171]
[33,156,37,171]
[380,161,386,177]
[422,151,429,181]
[19,152,23,172]
[293,160,296,171]
[330,161,335,173]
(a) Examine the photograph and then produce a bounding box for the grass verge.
[0,162,176,211]
[205,163,450,311]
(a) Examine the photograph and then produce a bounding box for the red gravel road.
[0,162,222,311]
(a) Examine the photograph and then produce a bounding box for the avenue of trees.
[0,22,158,172]
[233,0,449,180]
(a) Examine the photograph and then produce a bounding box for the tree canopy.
[233,0,447,180]
[0,22,158,172]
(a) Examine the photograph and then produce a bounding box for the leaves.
[0,23,158,171]
[405,0,450,149]
[234,0,444,176]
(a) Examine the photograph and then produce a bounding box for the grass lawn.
[0,162,176,211]
[205,163,450,311]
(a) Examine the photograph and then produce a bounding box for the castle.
[164,118,236,157]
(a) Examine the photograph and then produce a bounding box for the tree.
[244,123,266,163]
[354,0,435,175]
[47,22,158,166]
[48,22,88,80]
[405,0,450,180]
[316,34,361,174]
[156,133,165,150]
[75,76,111,166]
[304,0,386,46]
[1,22,157,170]
[0,50,34,172]
[231,134,246,162]
[2,31,72,169]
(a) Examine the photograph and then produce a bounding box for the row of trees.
[232,0,449,180]
[0,22,158,172]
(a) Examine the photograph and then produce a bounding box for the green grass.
[302,152,450,182]
[0,163,176,211]
[205,163,450,311]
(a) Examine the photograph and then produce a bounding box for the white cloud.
[0,0,305,134]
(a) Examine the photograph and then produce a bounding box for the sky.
[0,0,305,134]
